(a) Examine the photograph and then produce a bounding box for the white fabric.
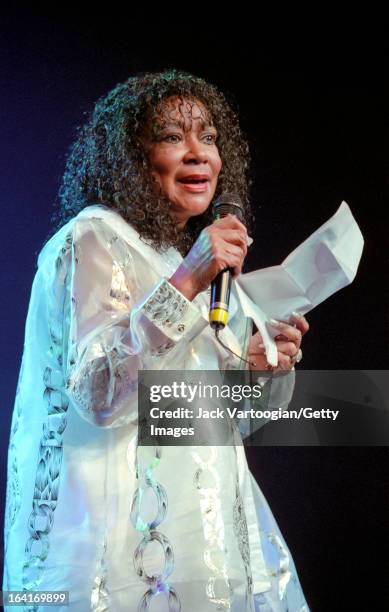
[237,200,364,320]
[236,201,364,366]
[3,204,310,611]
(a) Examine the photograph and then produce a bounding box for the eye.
[203,133,217,144]
[163,134,182,143]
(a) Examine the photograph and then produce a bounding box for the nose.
[182,135,209,164]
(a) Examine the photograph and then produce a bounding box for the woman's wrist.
[168,267,200,302]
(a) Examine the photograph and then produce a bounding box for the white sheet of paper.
[235,201,364,366]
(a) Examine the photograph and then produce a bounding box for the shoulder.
[73,205,167,266]
[38,204,157,269]
[38,205,183,287]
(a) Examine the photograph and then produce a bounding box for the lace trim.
[130,445,181,610]
[91,533,110,611]
[22,232,72,599]
[142,279,189,329]
[192,447,233,609]
[233,486,254,597]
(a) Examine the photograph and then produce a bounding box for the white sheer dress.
[3,204,310,611]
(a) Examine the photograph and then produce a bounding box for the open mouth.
[177,179,209,192]
[177,178,209,184]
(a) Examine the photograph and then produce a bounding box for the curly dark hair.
[51,69,253,255]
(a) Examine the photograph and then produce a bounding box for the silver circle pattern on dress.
[130,443,181,610]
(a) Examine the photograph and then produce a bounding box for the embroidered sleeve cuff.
[140,278,208,344]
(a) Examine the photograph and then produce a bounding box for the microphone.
[209,193,244,330]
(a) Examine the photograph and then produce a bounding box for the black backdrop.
[1,12,388,611]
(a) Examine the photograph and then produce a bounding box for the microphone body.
[209,194,244,330]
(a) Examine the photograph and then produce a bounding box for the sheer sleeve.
[59,215,208,428]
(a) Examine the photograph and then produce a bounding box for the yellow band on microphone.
[209,307,229,328]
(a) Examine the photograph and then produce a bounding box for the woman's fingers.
[218,242,245,277]
[289,311,309,335]
[218,230,248,255]
[267,318,302,345]
[266,313,309,340]
[266,313,309,371]
[178,215,250,298]
[277,351,295,369]
[213,213,248,235]
[274,340,299,357]
[249,320,306,372]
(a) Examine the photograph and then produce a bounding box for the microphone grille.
[212,192,243,221]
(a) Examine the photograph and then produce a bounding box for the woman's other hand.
[248,312,309,372]
[169,214,249,301]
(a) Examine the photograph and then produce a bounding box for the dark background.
[1,12,388,610]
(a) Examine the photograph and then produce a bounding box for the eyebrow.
[159,120,217,131]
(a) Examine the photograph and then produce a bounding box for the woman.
[3,70,310,611]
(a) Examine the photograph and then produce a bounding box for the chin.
[188,205,212,220]
[174,202,210,222]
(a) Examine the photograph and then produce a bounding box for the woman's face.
[145,96,222,229]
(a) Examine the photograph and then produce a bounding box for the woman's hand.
[169,214,249,301]
[248,312,309,372]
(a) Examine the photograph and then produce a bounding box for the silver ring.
[295,348,303,363]
[134,530,174,585]
[138,586,181,611]
[130,482,168,531]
